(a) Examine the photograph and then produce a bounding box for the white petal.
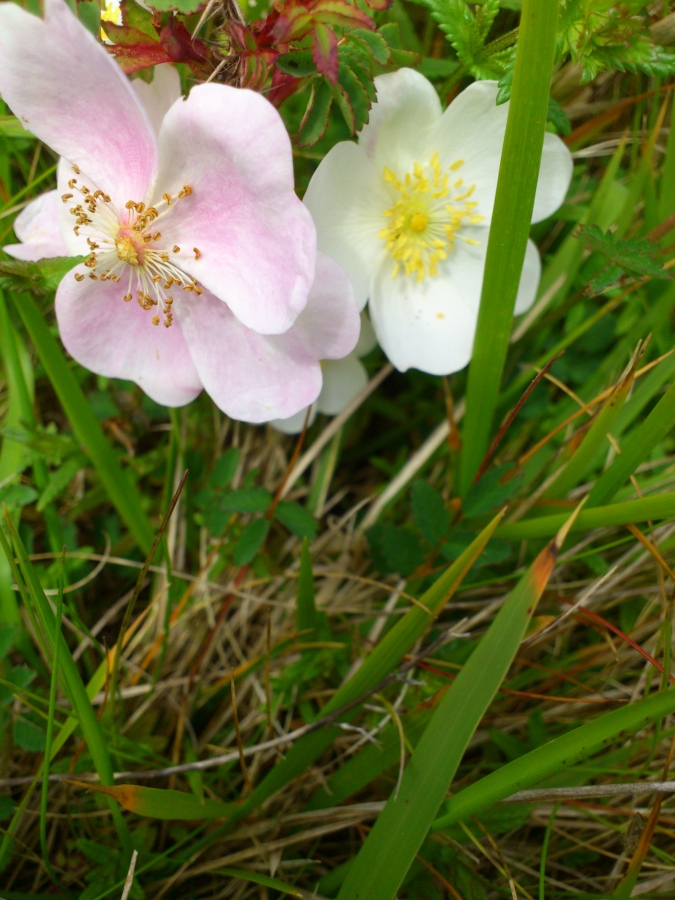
[369,260,479,375]
[270,406,317,435]
[430,81,508,226]
[317,355,368,415]
[514,240,542,315]
[359,68,442,172]
[304,142,387,310]
[532,132,574,223]
[132,65,182,136]
[354,310,378,357]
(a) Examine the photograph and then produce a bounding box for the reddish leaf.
[362,0,392,10]
[158,19,211,76]
[312,23,338,82]
[274,6,314,42]
[311,0,374,29]
[108,41,169,73]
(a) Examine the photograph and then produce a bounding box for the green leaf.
[142,0,203,13]
[547,96,571,135]
[0,484,37,509]
[0,666,37,706]
[233,518,270,566]
[348,27,391,64]
[296,539,317,640]
[275,501,318,539]
[70,781,237,820]
[577,224,672,284]
[221,487,272,514]
[463,465,521,517]
[0,624,20,659]
[0,256,82,296]
[37,454,86,512]
[13,716,47,752]
[337,61,371,132]
[0,796,16,821]
[296,77,334,147]
[367,522,424,576]
[411,480,450,545]
[208,448,240,488]
[276,49,318,76]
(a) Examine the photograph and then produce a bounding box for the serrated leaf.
[332,81,356,132]
[296,77,333,146]
[349,28,391,64]
[337,61,371,132]
[0,666,36,706]
[0,255,82,296]
[233,518,270,566]
[313,23,339,82]
[411,480,450,546]
[577,224,672,282]
[275,501,318,540]
[463,464,521,518]
[276,49,318,76]
[340,50,376,101]
[366,522,424,576]
[143,0,203,13]
[220,487,272,514]
[547,96,571,136]
[37,454,86,512]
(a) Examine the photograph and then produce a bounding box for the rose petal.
[304,142,388,310]
[369,234,542,374]
[369,260,479,375]
[0,0,157,209]
[153,83,316,335]
[55,269,202,407]
[317,355,368,415]
[360,68,442,172]
[431,81,572,225]
[354,310,378,357]
[132,64,182,136]
[291,253,360,360]
[532,133,574,224]
[4,190,68,261]
[271,406,317,435]
[176,289,322,422]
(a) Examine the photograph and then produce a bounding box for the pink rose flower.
[0,0,359,421]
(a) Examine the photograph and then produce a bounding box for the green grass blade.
[587,378,675,508]
[69,782,238,820]
[8,290,155,554]
[336,523,566,900]
[544,356,637,500]
[497,492,675,541]
[0,515,132,850]
[458,0,560,496]
[297,538,317,641]
[228,512,504,825]
[431,687,675,833]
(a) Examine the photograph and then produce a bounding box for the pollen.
[64,179,203,328]
[378,153,484,282]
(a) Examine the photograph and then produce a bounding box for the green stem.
[458,0,560,496]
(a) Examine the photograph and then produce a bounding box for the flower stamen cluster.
[62,168,203,328]
[379,152,484,282]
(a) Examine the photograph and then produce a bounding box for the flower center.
[378,152,484,282]
[62,166,203,328]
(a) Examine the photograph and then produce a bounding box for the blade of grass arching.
[543,351,639,501]
[227,512,504,826]
[430,687,675,834]
[587,377,675,508]
[8,290,155,555]
[458,0,560,496]
[39,551,64,887]
[336,512,574,900]
[0,515,132,852]
[497,492,675,541]
[67,781,237,820]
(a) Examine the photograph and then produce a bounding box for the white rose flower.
[304,68,573,376]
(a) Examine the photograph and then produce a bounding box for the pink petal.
[55,269,202,407]
[4,191,68,261]
[153,83,316,335]
[176,289,322,423]
[0,0,157,210]
[132,64,182,136]
[291,253,360,361]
